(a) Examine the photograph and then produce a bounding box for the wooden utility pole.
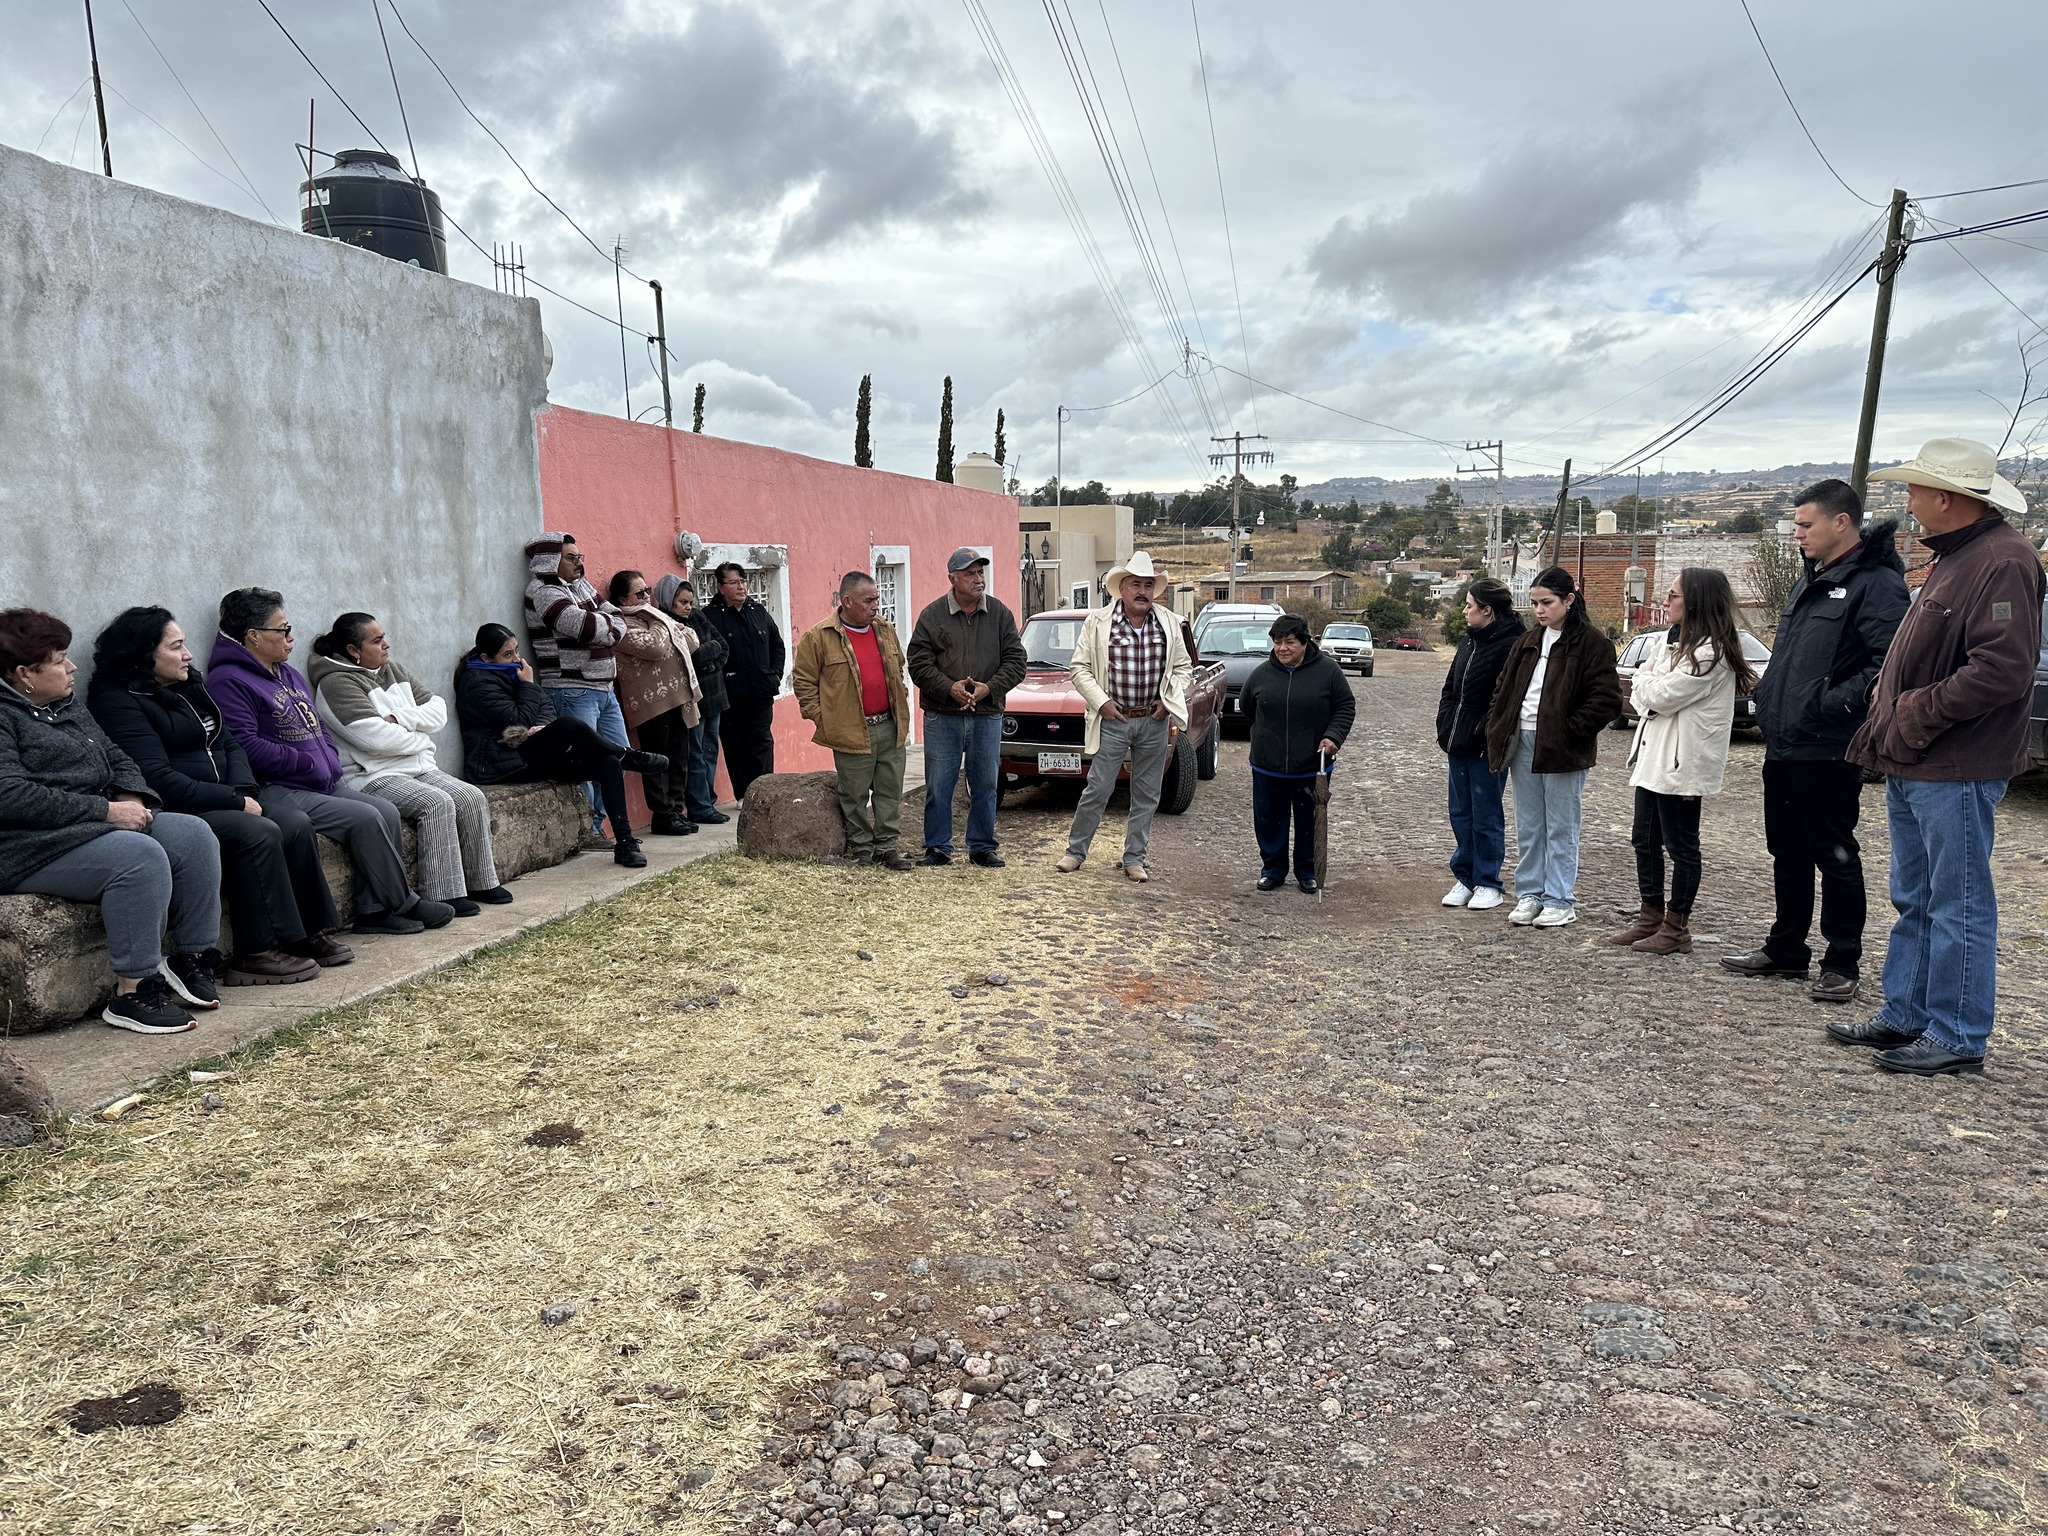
[84,0,113,176]
[1851,188,1911,506]
[1208,432,1273,602]
[647,280,673,429]
[1544,459,1573,572]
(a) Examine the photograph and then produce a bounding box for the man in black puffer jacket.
[1721,479,1908,1003]
[1241,614,1356,893]
[1435,578,1525,910]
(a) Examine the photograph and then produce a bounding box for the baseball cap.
[947,548,991,573]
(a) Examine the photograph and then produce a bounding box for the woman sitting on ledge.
[452,623,667,870]
[88,605,348,987]
[308,612,511,917]
[0,608,224,1035]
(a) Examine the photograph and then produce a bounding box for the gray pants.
[834,717,907,854]
[258,782,416,918]
[1065,712,1171,866]
[15,814,221,979]
[360,769,499,900]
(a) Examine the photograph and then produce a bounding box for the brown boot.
[1632,911,1693,955]
[1605,901,1663,946]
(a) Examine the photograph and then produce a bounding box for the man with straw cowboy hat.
[1834,438,2045,1076]
[1056,551,1193,882]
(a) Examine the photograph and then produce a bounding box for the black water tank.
[301,148,448,274]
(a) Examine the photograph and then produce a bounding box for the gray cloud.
[1018,286,1121,378]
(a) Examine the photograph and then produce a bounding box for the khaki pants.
[834,716,907,853]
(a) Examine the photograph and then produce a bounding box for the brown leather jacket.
[791,613,911,754]
[1485,620,1622,774]
[1848,513,2045,781]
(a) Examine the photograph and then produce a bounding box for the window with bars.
[873,563,903,627]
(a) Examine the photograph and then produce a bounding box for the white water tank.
[955,453,1004,493]
[1596,510,1618,535]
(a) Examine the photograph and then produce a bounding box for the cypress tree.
[994,408,1006,467]
[935,376,954,482]
[692,383,705,433]
[855,374,874,468]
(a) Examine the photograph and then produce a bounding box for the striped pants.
[359,769,499,902]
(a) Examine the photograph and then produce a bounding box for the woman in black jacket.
[1436,578,1525,911]
[661,575,730,824]
[452,624,667,869]
[89,607,345,984]
[1240,614,1356,894]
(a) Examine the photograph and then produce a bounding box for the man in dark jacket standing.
[1721,480,1908,1003]
[1436,578,1525,910]
[1242,614,1355,893]
[703,561,786,804]
[905,549,1026,867]
[1836,441,2047,1075]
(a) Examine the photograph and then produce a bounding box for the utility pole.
[1056,406,1066,604]
[647,281,673,428]
[1851,188,1911,506]
[1208,432,1273,601]
[84,0,113,176]
[1544,459,1573,573]
[1458,441,1505,576]
[612,236,632,421]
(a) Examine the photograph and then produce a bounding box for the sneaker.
[448,898,482,918]
[410,899,456,929]
[102,974,196,1034]
[1508,897,1542,926]
[614,838,648,869]
[467,887,515,906]
[1442,881,1473,908]
[286,934,355,966]
[620,749,669,775]
[354,909,426,935]
[159,950,223,1010]
[224,949,320,986]
[1532,905,1578,928]
[918,848,952,867]
[1466,886,1505,911]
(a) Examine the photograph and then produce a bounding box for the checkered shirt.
[1106,603,1167,712]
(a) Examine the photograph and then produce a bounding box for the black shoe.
[620,750,669,775]
[878,849,916,872]
[286,933,356,966]
[102,974,196,1034]
[1718,949,1809,979]
[448,898,482,918]
[651,816,699,836]
[410,899,456,930]
[159,949,223,1010]
[354,909,426,935]
[918,849,952,867]
[1297,876,1320,895]
[614,838,648,869]
[1874,1036,1985,1076]
[1825,1015,1919,1050]
[969,851,1006,869]
[468,886,515,906]
[1257,874,1283,892]
[1811,971,1860,1003]
[689,810,730,824]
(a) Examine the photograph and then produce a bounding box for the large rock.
[738,772,846,860]
[0,1039,56,1120]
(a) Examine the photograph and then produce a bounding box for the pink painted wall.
[534,405,1020,796]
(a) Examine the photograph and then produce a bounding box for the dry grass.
[0,844,1069,1535]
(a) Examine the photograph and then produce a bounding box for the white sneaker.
[1467,886,1505,911]
[1442,881,1473,908]
[1508,897,1542,925]
[1532,905,1578,928]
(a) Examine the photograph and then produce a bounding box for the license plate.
[1038,751,1082,774]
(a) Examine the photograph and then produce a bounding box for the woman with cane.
[1241,613,1355,894]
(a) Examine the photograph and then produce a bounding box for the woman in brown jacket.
[608,569,701,837]
[1483,566,1622,928]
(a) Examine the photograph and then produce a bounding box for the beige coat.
[1067,602,1194,756]
[791,614,911,754]
[1627,635,1736,797]
[615,609,701,729]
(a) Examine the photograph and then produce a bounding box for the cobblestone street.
[757,651,2048,1536]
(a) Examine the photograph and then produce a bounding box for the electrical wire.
[1918,176,2048,202]
[1063,364,1184,412]
[1201,355,1466,456]
[1190,0,1259,426]
[118,0,280,222]
[1910,205,2048,336]
[370,0,422,180]
[1736,0,1878,207]
[1907,206,2048,244]
[32,78,92,157]
[99,80,275,219]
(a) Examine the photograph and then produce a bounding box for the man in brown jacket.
[792,572,914,870]
[1834,439,2047,1075]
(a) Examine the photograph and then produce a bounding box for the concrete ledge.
[0,781,588,1034]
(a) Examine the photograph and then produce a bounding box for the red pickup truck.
[998,608,1227,813]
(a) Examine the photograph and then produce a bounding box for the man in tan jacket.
[792,572,914,870]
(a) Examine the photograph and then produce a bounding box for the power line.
[117,0,280,221]
[1190,0,1259,427]
[1736,0,1878,207]
[370,0,421,180]
[1912,205,2048,336]
[1918,175,2048,202]
[32,78,92,157]
[1064,364,1184,412]
[1201,355,1465,457]
[100,80,272,218]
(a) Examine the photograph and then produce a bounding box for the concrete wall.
[534,405,1021,782]
[0,145,547,761]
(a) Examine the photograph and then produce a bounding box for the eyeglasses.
[251,624,293,637]
[629,586,651,599]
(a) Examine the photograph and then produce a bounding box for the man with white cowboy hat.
[1057,551,1194,881]
[1835,438,2045,1075]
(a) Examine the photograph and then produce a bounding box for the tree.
[1365,594,1412,634]
[1279,595,1335,635]
[691,382,705,434]
[854,374,873,468]
[1423,481,1462,514]
[1319,527,1356,570]
[935,376,954,482]
[1726,509,1764,534]
[1747,531,1802,634]
[1441,607,1468,644]
[994,408,1006,467]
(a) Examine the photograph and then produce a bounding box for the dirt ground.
[7,652,2048,1535]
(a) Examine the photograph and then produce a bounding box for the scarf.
[625,604,700,694]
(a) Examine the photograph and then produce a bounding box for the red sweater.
[844,624,889,716]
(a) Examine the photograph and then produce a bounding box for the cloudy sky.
[7,0,2048,493]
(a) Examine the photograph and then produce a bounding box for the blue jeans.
[1447,751,1509,892]
[545,686,629,833]
[686,708,723,818]
[1878,776,2005,1055]
[1509,729,1587,907]
[922,711,1000,855]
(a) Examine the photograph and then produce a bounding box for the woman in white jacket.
[1606,568,1756,955]
[307,614,509,918]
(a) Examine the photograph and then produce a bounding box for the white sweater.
[314,673,447,786]
[1626,636,1737,798]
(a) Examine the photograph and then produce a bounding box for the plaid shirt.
[1106,603,1167,712]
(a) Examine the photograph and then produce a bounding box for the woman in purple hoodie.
[207,588,452,935]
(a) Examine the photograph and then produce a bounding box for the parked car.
[1612,628,1772,730]
[1390,635,1430,652]
[1196,616,1283,735]
[999,609,1225,813]
[2030,592,2048,771]
[1192,601,1283,649]
[1321,622,1375,676]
